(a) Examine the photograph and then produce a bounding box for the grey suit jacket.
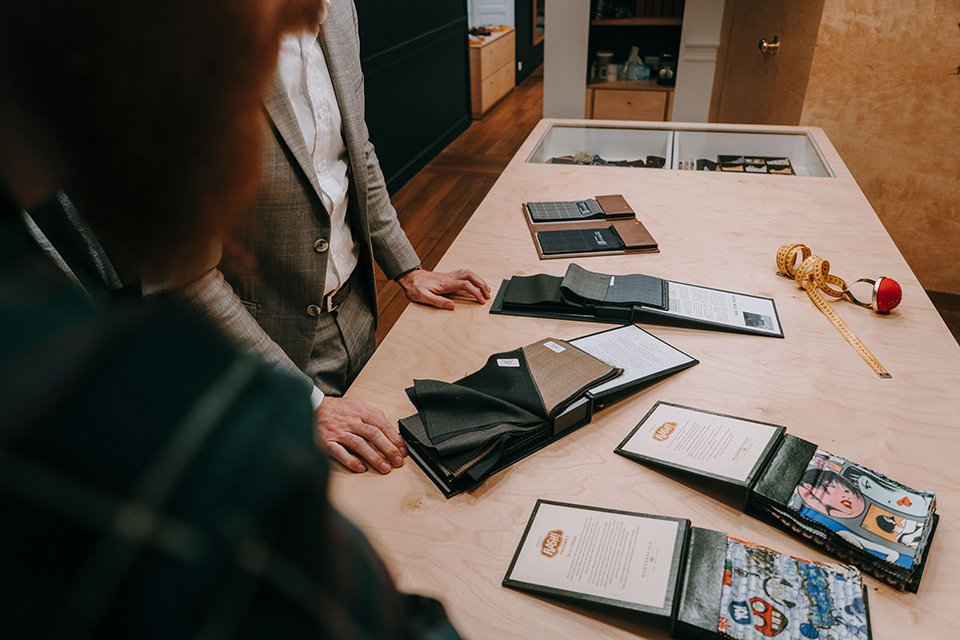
[182,0,420,382]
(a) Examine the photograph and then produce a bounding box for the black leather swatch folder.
[491,264,784,338]
[504,500,872,639]
[615,402,939,592]
[400,328,696,497]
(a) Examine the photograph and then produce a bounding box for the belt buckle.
[323,291,338,313]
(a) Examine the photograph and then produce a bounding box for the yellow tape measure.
[776,243,892,379]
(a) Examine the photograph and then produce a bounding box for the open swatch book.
[399,325,697,497]
[504,500,872,640]
[491,264,783,338]
[614,402,938,592]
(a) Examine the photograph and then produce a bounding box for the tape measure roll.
[776,243,892,379]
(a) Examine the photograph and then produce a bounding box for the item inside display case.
[547,152,666,168]
[680,155,796,175]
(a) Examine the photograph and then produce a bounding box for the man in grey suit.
[182,0,489,475]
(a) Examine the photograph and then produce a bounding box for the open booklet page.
[569,326,696,398]
[719,537,869,640]
[504,501,684,614]
[649,282,782,336]
[618,403,783,485]
[784,449,936,571]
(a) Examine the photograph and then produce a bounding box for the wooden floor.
[374,67,544,342]
[374,67,960,346]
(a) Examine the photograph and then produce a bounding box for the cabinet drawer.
[479,31,515,79]
[479,62,514,114]
[592,89,668,121]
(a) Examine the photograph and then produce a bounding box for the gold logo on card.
[653,421,677,442]
[540,530,563,557]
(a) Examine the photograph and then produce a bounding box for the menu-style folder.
[615,402,939,592]
[400,326,697,497]
[504,500,872,639]
[491,264,784,338]
[532,219,659,259]
[523,194,637,224]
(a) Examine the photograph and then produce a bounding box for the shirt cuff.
[310,385,326,410]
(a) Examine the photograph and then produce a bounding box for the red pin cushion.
[874,277,902,313]
[845,276,902,313]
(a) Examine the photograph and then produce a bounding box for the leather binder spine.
[747,434,818,508]
[674,527,726,639]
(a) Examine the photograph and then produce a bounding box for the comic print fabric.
[786,449,936,570]
[718,537,869,640]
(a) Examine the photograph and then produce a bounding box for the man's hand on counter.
[397,267,491,310]
[315,396,406,474]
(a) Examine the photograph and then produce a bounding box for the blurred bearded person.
[0,1,459,638]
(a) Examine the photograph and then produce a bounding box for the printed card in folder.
[523,194,636,224]
[400,326,696,497]
[504,500,872,639]
[491,264,783,338]
[615,402,938,591]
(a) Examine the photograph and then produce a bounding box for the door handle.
[759,36,781,55]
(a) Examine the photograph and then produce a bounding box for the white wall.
[468,0,515,27]
[542,1,590,118]
[672,0,725,122]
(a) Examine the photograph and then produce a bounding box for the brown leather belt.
[322,276,352,313]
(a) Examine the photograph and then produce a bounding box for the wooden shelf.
[587,79,674,92]
[591,17,682,27]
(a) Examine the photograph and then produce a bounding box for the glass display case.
[526,124,673,168]
[526,122,834,177]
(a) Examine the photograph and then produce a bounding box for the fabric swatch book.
[491,263,784,338]
[614,402,938,592]
[523,194,636,224]
[504,500,872,640]
[532,219,659,259]
[400,325,697,497]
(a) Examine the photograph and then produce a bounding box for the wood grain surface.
[334,119,960,639]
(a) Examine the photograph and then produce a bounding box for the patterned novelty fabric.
[718,537,869,640]
[786,449,936,570]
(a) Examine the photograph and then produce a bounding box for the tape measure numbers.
[776,243,892,379]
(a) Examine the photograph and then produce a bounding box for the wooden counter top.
[331,119,960,638]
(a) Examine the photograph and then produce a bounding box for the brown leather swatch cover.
[595,194,634,218]
[612,219,658,250]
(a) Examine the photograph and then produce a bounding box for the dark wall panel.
[354,0,470,194]
[515,0,544,83]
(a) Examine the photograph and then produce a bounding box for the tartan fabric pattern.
[0,209,457,639]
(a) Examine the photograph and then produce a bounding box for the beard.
[3,0,326,283]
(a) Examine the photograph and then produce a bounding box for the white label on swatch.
[497,358,521,367]
[543,341,565,353]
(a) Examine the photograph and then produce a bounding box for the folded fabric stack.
[400,337,621,494]
[500,263,667,321]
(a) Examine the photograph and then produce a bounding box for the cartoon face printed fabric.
[718,537,869,640]
[786,450,936,569]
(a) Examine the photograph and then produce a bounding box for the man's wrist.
[394,265,421,283]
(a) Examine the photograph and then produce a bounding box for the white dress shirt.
[277,28,359,298]
[277,25,359,409]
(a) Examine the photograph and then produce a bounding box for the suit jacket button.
[314,238,329,253]
[306,304,321,317]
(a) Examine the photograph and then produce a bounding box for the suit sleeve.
[346,0,420,281]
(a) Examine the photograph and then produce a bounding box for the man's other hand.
[315,396,406,474]
[397,268,491,310]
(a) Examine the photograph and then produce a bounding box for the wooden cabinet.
[469,28,515,118]
[586,81,673,121]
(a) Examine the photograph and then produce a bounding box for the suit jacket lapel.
[318,6,368,196]
[263,74,326,203]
